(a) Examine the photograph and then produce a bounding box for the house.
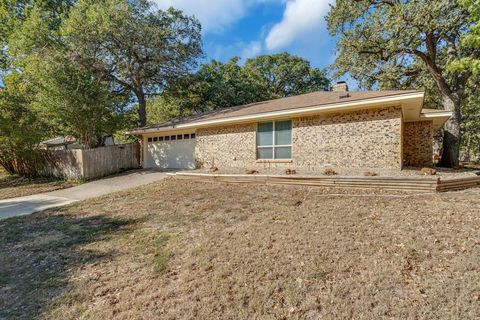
[128,83,452,171]
[39,136,82,150]
[39,135,115,150]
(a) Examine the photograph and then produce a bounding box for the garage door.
[145,133,196,169]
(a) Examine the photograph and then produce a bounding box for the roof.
[40,136,77,146]
[420,108,452,128]
[128,89,452,134]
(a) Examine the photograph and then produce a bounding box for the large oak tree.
[148,53,330,125]
[244,53,330,99]
[64,0,203,127]
[327,0,479,167]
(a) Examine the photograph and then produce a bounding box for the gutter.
[420,111,453,119]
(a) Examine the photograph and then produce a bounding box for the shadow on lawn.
[0,175,63,189]
[0,210,136,319]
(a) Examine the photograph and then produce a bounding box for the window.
[177,134,183,140]
[184,134,190,139]
[147,137,153,142]
[256,120,292,160]
[159,136,164,141]
[190,133,196,139]
[171,135,176,141]
[153,137,158,142]
[165,136,170,141]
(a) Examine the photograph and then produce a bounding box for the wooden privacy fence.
[42,143,140,180]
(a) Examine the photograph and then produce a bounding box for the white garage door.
[145,133,196,169]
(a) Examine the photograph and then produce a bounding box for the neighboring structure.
[39,135,115,150]
[39,136,82,150]
[128,84,452,170]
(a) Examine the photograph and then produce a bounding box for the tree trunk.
[440,94,461,168]
[136,90,147,127]
[464,133,471,162]
[477,133,480,162]
[0,158,15,175]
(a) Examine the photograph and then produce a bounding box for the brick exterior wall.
[196,106,404,170]
[403,121,434,167]
[195,123,257,168]
[293,107,402,169]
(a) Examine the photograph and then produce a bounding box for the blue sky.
[156,0,338,71]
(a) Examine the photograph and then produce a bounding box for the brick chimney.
[332,81,348,92]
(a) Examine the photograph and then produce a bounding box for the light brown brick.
[195,106,403,170]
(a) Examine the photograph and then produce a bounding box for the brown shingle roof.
[138,90,422,131]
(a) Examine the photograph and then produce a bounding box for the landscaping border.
[172,172,480,193]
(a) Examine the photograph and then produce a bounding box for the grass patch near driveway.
[1,177,480,319]
[0,171,78,200]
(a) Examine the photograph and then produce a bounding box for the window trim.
[256,120,292,160]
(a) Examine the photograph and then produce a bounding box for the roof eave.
[126,91,425,135]
[420,111,453,129]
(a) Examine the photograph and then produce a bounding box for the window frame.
[256,120,292,160]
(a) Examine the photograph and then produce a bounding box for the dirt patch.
[1,177,480,319]
[0,174,77,200]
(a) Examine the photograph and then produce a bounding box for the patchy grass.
[1,177,480,319]
[0,171,77,200]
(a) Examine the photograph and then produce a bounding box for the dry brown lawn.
[0,171,77,200]
[1,177,480,319]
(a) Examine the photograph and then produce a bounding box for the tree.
[27,49,128,148]
[449,0,480,76]
[63,0,203,127]
[147,57,262,123]
[327,0,479,167]
[244,53,330,98]
[461,98,480,161]
[448,0,480,161]
[0,0,74,69]
[146,96,190,126]
[0,1,73,175]
[0,73,47,176]
[151,53,330,123]
[151,57,269,122]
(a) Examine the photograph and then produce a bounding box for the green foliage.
[26,50,128,148]
[0,0,139,174]
[146,96,190,126]
[0,0,74,68]
[327,0,478,167]
[151,53,329,123]
[327,0,472,90]
[0,73,48,176]
[244,53,330,98]
[448,0,480,76]
[63,0,203,126]
[460,84,480,160]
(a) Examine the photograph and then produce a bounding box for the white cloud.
[265,0,334,50]
[155,0,282,34]
[155,0,245,33]
[205,40,263,63]
[241,41,262,59]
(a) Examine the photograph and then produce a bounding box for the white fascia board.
[420,111,453,119]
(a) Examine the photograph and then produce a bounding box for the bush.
[0,73,49,177]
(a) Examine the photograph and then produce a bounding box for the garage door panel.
[146,139,195,169]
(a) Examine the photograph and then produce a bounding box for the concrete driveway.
[0,170,167,220]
